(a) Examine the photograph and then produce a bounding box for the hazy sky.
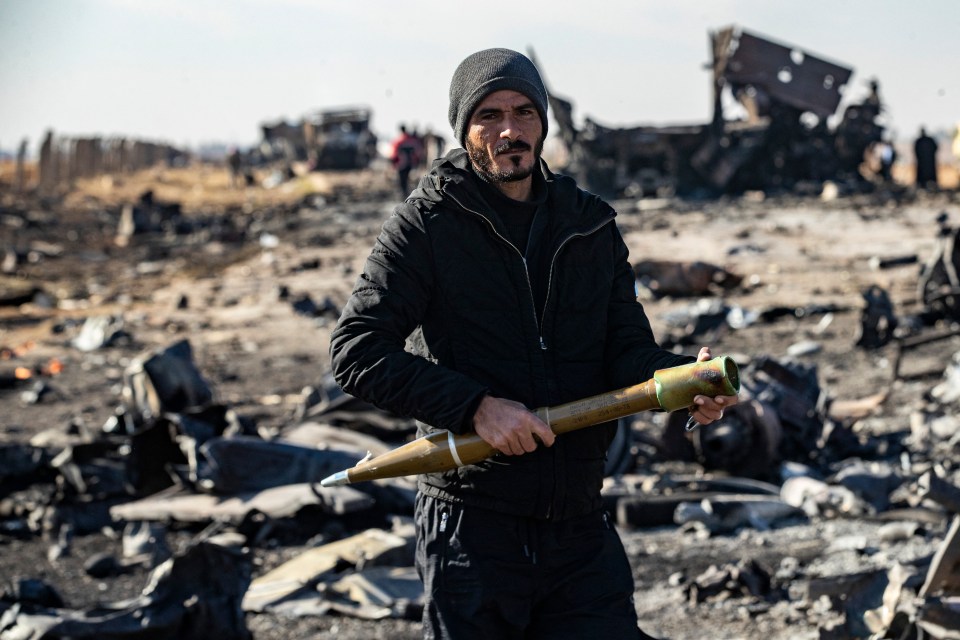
[1,0,958,154]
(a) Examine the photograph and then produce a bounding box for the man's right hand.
[472,395,555,456]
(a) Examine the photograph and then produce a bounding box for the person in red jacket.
[331,48,738,639]
[389,124,424,197]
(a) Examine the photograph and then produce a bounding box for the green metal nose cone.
[653,356,740,412]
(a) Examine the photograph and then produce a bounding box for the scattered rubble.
[3,135,960,638]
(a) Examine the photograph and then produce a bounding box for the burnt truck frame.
[533,25,885,198]
[259,106,378,171]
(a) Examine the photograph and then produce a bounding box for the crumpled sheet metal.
[0,541,251,640]
[110,483,374,524]
[260,567,424,621]
[323,566,423,620]
[243,526,414,612]
[713,25,853,119]
[197,435,365,494]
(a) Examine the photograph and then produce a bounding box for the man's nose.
[499,115,522,139]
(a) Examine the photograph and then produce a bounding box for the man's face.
[465,89,544,183]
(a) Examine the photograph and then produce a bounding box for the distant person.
[388,125,424,197]
[877,139,896,183]
[863,79,883,123]
[914,127,939,189]
[227,147,243,188]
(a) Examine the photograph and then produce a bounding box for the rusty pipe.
[320,356,739,487]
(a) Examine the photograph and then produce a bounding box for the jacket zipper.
[446,192,616,350]
[538,218,614,522]
[446,190,616,521]
[447,193,543,345]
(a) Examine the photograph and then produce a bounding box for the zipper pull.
[439,511,448,533]
[539,337,547,350]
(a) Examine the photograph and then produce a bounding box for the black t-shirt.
[472,167,551,318]
[473,169,547,257]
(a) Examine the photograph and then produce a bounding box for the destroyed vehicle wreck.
[3,75,960,638]
[259,106,378,171]
[538,25,885,198]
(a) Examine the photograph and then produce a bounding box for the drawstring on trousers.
[519,518,538,565]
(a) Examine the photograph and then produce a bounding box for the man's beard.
[467,137,544,183]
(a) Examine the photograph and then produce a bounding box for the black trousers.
[415,492,656,639]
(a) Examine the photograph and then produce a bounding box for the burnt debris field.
[2,156,960,639]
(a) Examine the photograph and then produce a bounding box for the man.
[914,126,939,190]
[389,124,424,197]
[330,48,737,639]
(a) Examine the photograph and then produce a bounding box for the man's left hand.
[688,346,739,426]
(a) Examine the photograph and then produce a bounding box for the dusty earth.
[2,158,960,639]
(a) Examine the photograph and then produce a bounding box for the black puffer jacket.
[330,149,691,520]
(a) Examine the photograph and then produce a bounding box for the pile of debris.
[537,25,887,198]
[5,286,960,638]
[3,162,960,638]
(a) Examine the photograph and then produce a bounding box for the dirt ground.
[2,160,960,639]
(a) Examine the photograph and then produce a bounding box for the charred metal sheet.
[918,471,960,514]
[0,443,45,484]
[615,492,720,529]
[606,474,782,529]
[243,527,414,612]
[712,26,852,119]
[197,435,365,494]
[109,483,374,524]
[324,566,423,620]
[806,567,901,639]
[0,541,251,639]
[532,25,884,198]
[122,339,214,422]
[684,559,772,603]
[855,285,899,349]
[280,422,394,457]
[781,475,872,518]
[917,596,960,639]
[920,515,960,598]
[673,494,804,533]
[893,327,960,382]
[633,260,743,298]
[919,226,960,322]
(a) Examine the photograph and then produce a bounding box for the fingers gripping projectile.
[320,356,740,487]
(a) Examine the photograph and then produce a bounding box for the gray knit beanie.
[448,48,549,146]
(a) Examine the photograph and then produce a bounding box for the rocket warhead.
[315,356,739,486]
[319,470,351,487]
